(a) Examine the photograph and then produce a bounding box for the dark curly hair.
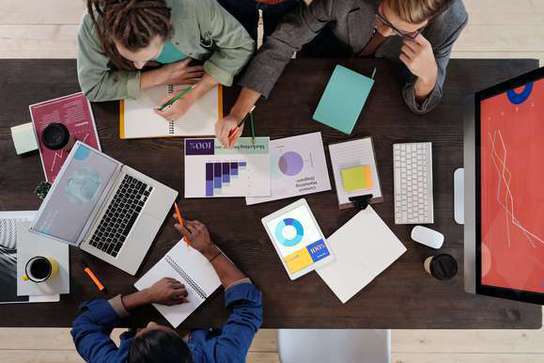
[86,0,173,70]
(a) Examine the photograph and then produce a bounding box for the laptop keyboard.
[89,175,153,257]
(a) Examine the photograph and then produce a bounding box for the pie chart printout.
[278,151,304,176]
[480,78,544,293]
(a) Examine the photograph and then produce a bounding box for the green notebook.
[313,65,374,135]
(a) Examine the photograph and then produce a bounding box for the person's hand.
[173,218,218,259]
[144,277,188,306]
[215,114,244,148]
[399,34,438,88]
[154,93,194,121]
[156,59,204,86]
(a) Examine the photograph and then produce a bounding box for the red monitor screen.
[480,78,544,293]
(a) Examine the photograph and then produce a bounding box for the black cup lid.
[42,123,70,150]
[430,254,458,280]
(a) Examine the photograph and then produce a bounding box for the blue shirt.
[71,283,263,363]
[154,41,187,64]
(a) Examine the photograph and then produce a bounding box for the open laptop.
[30,141,177,275]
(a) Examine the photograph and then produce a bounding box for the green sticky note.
[341,165,373,192]
[313,65,374,135]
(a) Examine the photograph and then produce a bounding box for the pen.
[82,264,106,292]
[371,67,377,80]
[158,86,193,111]
[174,202,192,246]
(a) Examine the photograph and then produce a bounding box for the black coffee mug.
[22,256,59,283]
[424,254,458,280]
[42,123,72,150]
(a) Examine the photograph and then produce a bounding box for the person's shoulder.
[436,0,469,28]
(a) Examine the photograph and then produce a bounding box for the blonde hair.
[383,0,446,24]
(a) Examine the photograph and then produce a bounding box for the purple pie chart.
[278,151,304,176]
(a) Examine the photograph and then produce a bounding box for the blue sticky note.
[313,65,374,135]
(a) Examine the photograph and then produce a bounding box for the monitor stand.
[454,168,464,224]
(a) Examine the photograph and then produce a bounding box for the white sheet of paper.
[184,137,271,198]
[316,207,406,303]
[246,132,331,205]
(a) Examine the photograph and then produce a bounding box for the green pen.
[158,86,194,111]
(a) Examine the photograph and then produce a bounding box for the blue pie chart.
[275,218,304,247]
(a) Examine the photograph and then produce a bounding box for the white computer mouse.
[411,226,444,249]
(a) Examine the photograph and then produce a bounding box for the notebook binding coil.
[169,121,175,135]
[165,255,207,300]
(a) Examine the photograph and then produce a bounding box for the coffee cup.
[22,256,59,283]
[424,254,458,281]
[41,123,75,151]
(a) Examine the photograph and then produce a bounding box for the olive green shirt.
[77,0,255,102]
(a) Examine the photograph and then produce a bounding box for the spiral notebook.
[120,85,222,139]
[134,239,221,327]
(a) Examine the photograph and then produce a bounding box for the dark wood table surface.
[0,58,541,329]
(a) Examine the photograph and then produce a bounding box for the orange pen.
[174,202,192,246]
[83,265,106,292]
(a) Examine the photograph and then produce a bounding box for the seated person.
[78,0,254,121]
[71,219,263,363]
[217,0,468,147]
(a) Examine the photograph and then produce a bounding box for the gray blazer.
[239,0,468,114]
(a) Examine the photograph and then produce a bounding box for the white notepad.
[134,240,221,327]
[120,85,222,139]
[329,137,382,209]
[317,207,406,303]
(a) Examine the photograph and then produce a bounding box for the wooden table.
[0,58,541,329]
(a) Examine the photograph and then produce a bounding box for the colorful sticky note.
[341,165,373,192]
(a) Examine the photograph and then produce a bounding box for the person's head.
[128,321,193,363]
[378,0,447,39]
[87,0,173,70]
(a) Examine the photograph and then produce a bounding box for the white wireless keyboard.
[393,142,434,224]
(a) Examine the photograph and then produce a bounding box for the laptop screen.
[33,143,118,244]
[479,77,544,294]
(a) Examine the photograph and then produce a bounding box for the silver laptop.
[30,141,177,275]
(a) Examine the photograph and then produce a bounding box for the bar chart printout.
[185,138,270,198]
[205,161,247,197]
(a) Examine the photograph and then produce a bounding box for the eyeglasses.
[375,11,423,40]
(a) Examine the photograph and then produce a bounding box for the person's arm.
[197,0,255,87]
[173,219,263,362]
[174,219,246,288]
[216,0,336,147]
[400,13,468,114]
[71,279,188,363]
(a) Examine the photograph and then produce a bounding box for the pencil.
[227,117,247,140]
[158,86,193,111]
[174,202,192,246]
[249,111,256,145]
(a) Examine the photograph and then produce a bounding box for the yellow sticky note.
[284,248,313,274]
[341,165,373,192]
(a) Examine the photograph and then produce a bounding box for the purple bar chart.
[205,161,247,197]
